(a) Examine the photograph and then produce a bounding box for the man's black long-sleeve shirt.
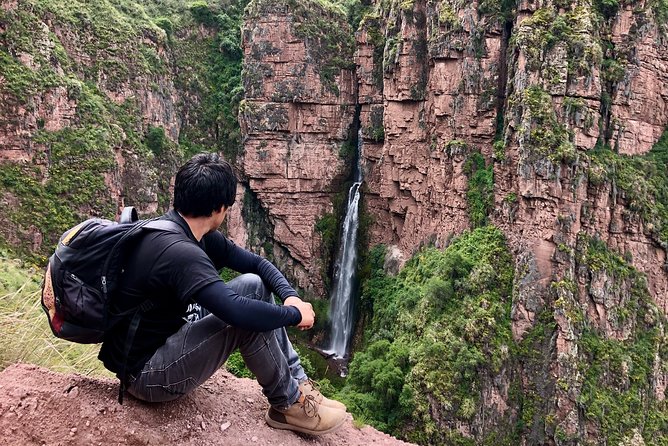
[99,210,301,376]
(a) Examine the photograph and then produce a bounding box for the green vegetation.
[226,344,317,379]
[183,0,248,161]
[5,0,167,84]
[0,0,255,258]
[366,105,385,142]
[315,212,339,291]
[0,0,196,262]
[189,0,217,26]
[146,126,168,155]
[587,129,668,244]
[338,141,356,162]
[225,351,254,378]
[593,0,620,19]
[361,12,387,89]
[477,0,516,22]
[338,227,516,444]
[463,151,494,228]
[0,122,118,262]
[514,85,577,164]
[241,188,276,261]
[512,309,557,440]
[575,235,668,445]
[316,213,338,262]
[437,3,460,29]
[0,252,110,375]
[511,7,602,75]
[0,50,59,100]
[653,0,668,24]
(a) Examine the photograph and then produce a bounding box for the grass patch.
[0,252,110,376]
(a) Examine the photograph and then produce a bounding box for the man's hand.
[284,296,315,330]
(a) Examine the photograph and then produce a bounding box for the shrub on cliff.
[189,1,216,26]
[573,235,668,445]
[464,151,494,228]
[339,226,515,444]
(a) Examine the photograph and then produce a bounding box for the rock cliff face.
[0,1,222,259]
[357,0,504,252]
[240,0,668,444]
[239,1,357,295]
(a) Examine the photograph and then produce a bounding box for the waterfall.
[325,131,363,364]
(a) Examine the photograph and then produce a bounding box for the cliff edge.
[0,363,412,446]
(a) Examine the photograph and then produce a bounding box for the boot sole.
[265,411,346,436]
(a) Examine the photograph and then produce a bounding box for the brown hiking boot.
[265,393,347,435]
[299,379,347,412]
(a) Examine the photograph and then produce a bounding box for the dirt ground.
[0,363,414,446]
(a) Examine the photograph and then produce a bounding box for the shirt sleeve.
[202,231,298,300]
[192,281,302,331]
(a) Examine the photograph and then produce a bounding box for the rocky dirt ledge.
[0,363,413,446]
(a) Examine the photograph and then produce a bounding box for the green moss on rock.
[587,130,668,244]
[512,7,602,75]
[515,85,577,164]
[576,235,668,445]
[464,151,494,228]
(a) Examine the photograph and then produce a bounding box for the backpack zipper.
[69,273,83,285]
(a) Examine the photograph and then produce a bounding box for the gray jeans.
[127,273,307,408]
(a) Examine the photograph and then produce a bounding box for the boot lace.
[302,379,324,402]
[301,394,318,418]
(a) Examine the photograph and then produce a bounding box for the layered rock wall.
[239,0,668,443]
[240,1,357,295]
[353,2,668,311]
[349,0,668,444]
[0,1,214,256]
[359,0,505,253]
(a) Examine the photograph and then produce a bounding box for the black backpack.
[41,208,178,342]
[41,207,180,401]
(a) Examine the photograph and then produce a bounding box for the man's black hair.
[174,152,237,217]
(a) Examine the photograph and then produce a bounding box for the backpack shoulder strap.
[115,218,181,404]
[143,219,183,233]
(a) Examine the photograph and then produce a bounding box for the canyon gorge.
[1,0,667,444]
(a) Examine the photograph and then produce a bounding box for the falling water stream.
[324,131,363,371]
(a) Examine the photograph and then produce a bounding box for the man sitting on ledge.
[99,152,347,435]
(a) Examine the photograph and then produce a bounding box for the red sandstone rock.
[239,4,356,295]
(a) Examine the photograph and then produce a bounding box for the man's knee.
[231,273,271,302]
[236,273,264,292]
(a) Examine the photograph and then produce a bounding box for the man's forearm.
[256,258,298,300]
[193,280,301,331]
